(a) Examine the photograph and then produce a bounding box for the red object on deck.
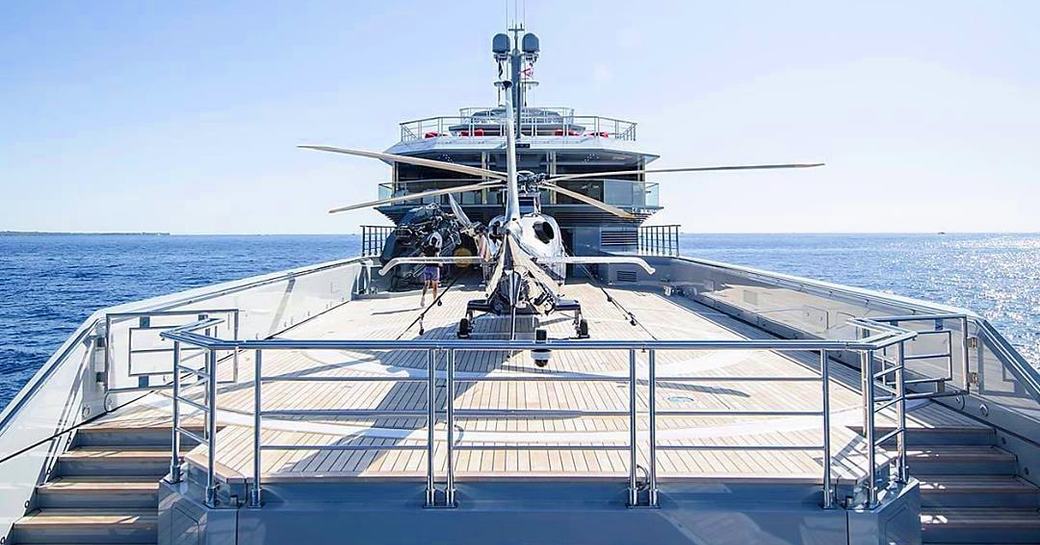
[424,131,442,139]
[474,128,485,136]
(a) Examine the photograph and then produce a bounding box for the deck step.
[918,475,1039,508]
[57,447,170,477]
[35,477,159,508]
[920,508,1040,543]
[9,508,157,544]
[907,445,1018,475]
[861,426,997,446]
[75,424,201,448]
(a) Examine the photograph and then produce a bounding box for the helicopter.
[301,83,821,343]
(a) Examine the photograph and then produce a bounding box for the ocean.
[1,233,1037,411]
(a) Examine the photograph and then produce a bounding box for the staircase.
[8,414,1039,544]
[9,423,196,545]
[898,426,1040,544]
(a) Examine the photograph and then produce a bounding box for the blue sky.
[2,1,1038,234]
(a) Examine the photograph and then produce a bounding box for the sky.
[2,0,1038,234]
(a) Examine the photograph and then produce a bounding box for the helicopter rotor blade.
[329,181,504,214]
[545,163,825,183]
[448,194,475,229]
[300,145,509,180]
[538,183,635,219]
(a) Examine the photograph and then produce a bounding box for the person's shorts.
[422,266,440,282]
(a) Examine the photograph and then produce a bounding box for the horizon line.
[4,230,1040,237]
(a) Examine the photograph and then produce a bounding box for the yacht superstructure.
[1,26,1039,545]
[375,26,660,257]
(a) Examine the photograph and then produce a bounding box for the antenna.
[494,3,538,132]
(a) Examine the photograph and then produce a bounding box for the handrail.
[0,314,100,432]
[0,257,368,517]
[166,316,228,507]
[977,319,1040,401]
[859,313,970,392]
[397,113,638,142]
[161,334,913,353]
[161,316,917,510]
[104,257,368,319]
[638,224,680,256]
[673,256,979,320]
[672,257,1040,401]
[377,179,660,209]
[851,320,910,507]
[104,308,240,393]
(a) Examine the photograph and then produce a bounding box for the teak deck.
[94,281,984,484]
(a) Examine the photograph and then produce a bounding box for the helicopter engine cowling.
[518,214,565,279]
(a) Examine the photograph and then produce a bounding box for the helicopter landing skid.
[458,298,589,339]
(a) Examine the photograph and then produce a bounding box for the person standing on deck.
[420,232,443,307]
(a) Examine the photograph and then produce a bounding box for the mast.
[509,25,523,134]
[493,28,537,225]
[502,81,521,224]
[493,27,540,139]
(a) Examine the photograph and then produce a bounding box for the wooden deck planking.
[92,282,973,483]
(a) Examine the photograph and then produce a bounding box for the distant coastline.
[0,231,171,236]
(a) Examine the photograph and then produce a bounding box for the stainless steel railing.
[668,256,1040,427]
[360,225,394,257]
[104,309,240,394]
[167,316,227,507]
[161,321,915,510]
[638,224,680,256]
[867,313,971,395]
[398,114,637,142]
[0,257,368,538]
[850,318,911,507]
[376,179,661,209]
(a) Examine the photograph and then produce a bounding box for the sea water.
[1,233,1037,410]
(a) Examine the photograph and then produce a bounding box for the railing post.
[821,350,832,508]
[250,349,262,507]
[446,349,456,507]
[961,316,971,392]
[896,342,908,484]
[232,311,240,383]
[862,350,877,508]
[104,314,112,391]
[169,341,182,483]
[648,349,658,507]
[628,349,638,507]
[975,322,986,393]
[205,348,218,507]
[426,348,437,507]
